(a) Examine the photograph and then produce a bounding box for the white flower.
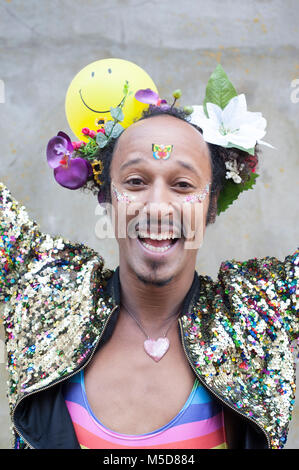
[224,160,242,183]
[189,94,274,150]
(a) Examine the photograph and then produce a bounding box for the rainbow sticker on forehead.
[152,144,173,160]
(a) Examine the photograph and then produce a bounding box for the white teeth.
[140,240,172,252]
[138,231,178,240]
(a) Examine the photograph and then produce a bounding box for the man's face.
[109,114,212,286]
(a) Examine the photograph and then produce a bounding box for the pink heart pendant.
[144,337,170,362]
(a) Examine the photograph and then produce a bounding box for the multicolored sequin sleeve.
[0,182,42,304]
[0,182,109,426]
[218,248,299,342]
[0,182,89,305]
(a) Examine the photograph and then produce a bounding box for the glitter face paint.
[182,183,211,203]
[152,144,173,160]
[111,181,135,204]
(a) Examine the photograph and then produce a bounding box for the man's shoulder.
[2,237,116,407]
[192,248,298,341]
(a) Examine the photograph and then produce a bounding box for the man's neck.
[118,264,195,334]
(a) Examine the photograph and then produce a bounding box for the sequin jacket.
[0,182,298,449]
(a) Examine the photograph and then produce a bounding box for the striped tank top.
[62,369,227,449]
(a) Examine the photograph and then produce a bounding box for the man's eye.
[175,181,193,188]
[126,178,144,186]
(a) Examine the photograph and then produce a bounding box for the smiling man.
[82,112,218,442]
[110,113,211,285]
[1,74,298,450]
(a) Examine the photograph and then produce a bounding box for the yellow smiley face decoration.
[65,58,159,140]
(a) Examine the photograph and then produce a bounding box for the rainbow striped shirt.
[62,369,227,449]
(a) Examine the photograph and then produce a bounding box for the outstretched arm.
[218,248,299,342]
[0,183,95,305]
[0,182,44,304]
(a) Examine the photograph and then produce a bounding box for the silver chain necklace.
[122,303,181,362]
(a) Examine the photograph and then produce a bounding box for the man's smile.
[136,232,183,257]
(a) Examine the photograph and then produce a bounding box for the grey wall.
[0,0,298,448]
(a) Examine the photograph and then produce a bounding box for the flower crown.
[46,65,273,213]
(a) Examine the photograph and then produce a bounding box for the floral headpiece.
[188,64,274,214]
[46,65,273,213]
[47,81,130,202]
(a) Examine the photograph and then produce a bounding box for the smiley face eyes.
[91,69,111,77]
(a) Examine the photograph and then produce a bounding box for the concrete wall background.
[0,0,298,448]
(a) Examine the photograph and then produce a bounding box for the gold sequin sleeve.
[0,182,108,433]
[0,182,44,304]
[0,182,98,306]
[217,248,299,342]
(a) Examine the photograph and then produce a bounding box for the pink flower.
[82,127,97,138]
[97,128,105,134]
[72,141,85,150]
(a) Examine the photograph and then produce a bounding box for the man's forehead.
[117,114,207,153]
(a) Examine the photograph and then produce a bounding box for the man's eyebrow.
[176,160,201,178]
[119,157,202,178]
[119,158,144,171]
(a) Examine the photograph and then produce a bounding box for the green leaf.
[103,120,124,140]
[110,106,124,122]
[104,120,114,135]
[110,123,124,138]
[226,142,255,155]
[217,172,259,216]
[203,64,238,116]
[96,132,108,148]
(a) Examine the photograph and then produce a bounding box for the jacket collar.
[105,266,201,318]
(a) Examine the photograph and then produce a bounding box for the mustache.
[120,201,204,240]
[132,210,185,238]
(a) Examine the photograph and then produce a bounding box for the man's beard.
[135,260,174,287]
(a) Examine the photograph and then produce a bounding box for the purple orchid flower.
[135,89,169,110]
[46,131,91,190]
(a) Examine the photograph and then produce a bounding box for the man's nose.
[140,181,181,230]
[145,180,171,205]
